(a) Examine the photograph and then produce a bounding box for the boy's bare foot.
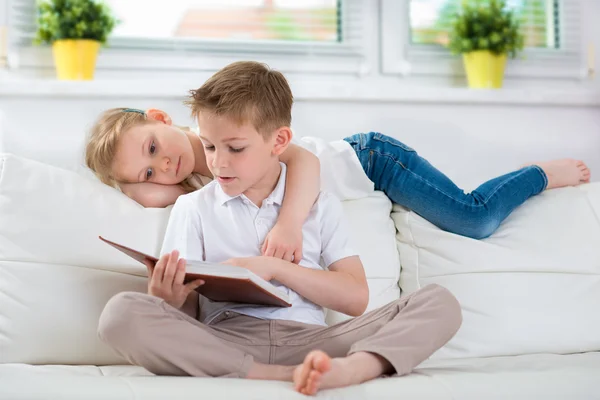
[293,350,391,395]
[524,159,591,190]
[293,351,334,395]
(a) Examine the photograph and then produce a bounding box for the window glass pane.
[104,0,340,42]
[409,0,558,49]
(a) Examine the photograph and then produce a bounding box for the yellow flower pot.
[462,50,507,89]
[52,39,101,80]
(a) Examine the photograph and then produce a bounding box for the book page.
[185,260,253,278]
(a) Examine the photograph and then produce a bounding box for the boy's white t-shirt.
[161,163,359,326]
[186,127,374,200]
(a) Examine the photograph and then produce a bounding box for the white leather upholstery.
[392,185,600,359]
[1,353,598,400]
[326,193,401,325]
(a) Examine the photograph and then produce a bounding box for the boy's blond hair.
[85,108,149,188]
[185,61,293,138]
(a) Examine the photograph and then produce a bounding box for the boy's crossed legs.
[98,284,461,395]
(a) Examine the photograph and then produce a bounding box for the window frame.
[380,0,586,80]
[6,0,368,76]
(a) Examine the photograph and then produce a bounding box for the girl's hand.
[224,256,279,282]
[261,222,303,264]
[144,250,204,309]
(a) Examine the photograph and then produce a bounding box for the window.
[381,0,584,79]
[409,0,560,49]
[5,0,366,75]
[106,0,340,43]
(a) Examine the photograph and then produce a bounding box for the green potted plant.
[448,0,525,89]
[34,0,118,80]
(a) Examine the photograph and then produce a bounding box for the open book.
[99,236,291,308]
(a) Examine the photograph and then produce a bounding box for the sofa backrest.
[393,185,600,359]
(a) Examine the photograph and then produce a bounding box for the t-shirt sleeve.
[319,192,359,268]
[160,195,205,262]
[290,134,374,201]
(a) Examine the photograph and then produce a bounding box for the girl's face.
[112,120,196,185]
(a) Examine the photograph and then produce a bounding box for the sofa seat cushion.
[1,353,598,400]
[392,184,600,359]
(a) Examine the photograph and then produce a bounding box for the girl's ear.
[272,127,292,156]
[145,109,172,125]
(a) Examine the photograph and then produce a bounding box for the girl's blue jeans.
[344,132,547,239]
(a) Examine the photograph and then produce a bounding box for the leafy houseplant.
[448,0,525,88]
[34,0,118,80]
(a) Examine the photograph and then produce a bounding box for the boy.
[98,61,462,395]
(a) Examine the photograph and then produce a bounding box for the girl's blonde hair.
[85,107,149,188]
[85,107,196,193]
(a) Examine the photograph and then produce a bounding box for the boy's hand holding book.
[145,250,205,309]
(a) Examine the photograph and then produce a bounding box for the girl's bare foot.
[524,159,591,190]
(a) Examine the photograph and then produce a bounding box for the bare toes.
[307,371,321,395]
[294,365,310,392]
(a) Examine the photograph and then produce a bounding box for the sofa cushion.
[326,193,400,325]
[1,353,599,400]
[392,184,600,359]
[0,155,169,272]
[0,261,147,365]
[0,154,401,364]
[0,154,166,365]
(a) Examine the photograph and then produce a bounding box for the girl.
[86,107,320,264]
[86,107,590,260]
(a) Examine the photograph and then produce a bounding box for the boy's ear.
[271,127,292,156]
[145,109,172,125]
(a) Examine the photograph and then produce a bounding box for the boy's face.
[197,112,280,198]
[112,121,195,185]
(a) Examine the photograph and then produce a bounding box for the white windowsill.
[0,77,598,107]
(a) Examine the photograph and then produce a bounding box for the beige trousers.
[98,284,462,378]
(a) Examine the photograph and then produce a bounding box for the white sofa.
[1,117,599,400]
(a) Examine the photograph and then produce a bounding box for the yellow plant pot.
[462,50,507,89]
[52,39,101,80]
